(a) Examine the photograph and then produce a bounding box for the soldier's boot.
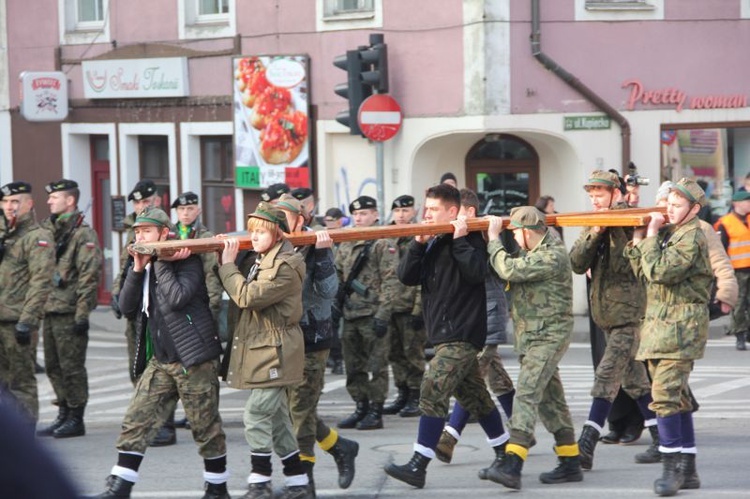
[539,454,583,484]
[398,389,421,418]
[174,416,189,429]
[435,430,458,464]
[635,425,662,464]
[331,360,344,375]
[384,451,431,488]
[577,424,599,470]
[736,332,747,351]
[328,435,359,488]
[382,386,408,415]
[151,409,177,447]
[201,481,230,499]
[486,450,524,490]
[337,400,368,429]
[240,482,272,499]
[54,405,86,438]
[301,461,316,498]
[94,474,134,498]
[356,402,383,430]
[679,453,700,490]
[653,452,684,497]
[36,401,68,437]
[277,485,310,499]
[477,442,506,480]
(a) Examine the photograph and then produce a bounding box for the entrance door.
[90,135,112,305]
[465,135,539,216]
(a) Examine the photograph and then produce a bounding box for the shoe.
[635,425,662,464]
[539,455,583,484]
[174,417,191,429]
[737,332,747,351]
[486,451,524,490]
[356,402,383,430]
[477,443,506,480]
[653,452,684,496]
[384,451,430,489]
[337,400,368,429]
[600,429,622,444]
[240,481,272,499]
[34,361,45,374]
[94,474,134,498]
[577,424,599,470]
[202,481,230,499]
[328,435,359,489]
[301,461,316,498]
[398,389,420,418]
[37,402,68,437]
[435,430,457,464]
[331,360,344,375]
[53,406,86,438]
[382,386,408,415]
[278,485,310,499]
[679,453,700,490]
[619,424,644,445]
[150,410,177,447]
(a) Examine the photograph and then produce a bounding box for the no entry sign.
[358,94,403,141]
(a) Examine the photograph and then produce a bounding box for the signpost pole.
[376,140,385,221]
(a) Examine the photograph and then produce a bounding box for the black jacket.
[120,255,222,380]
[398,232,488,350]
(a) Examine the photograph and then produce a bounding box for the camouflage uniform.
[0,212,55,420]
[42,211,102,412]
[489,228,576,449]
[335,237,399,405]
[112,212,138,382]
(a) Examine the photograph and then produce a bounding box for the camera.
[626,162,650,187]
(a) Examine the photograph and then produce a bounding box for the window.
[78,0,104,24]
[179,0,236,39]
[59,0,110,44]
[201,137,236,233]
[576,0,662,21]
[139,136,171,209]
[324,0,374,17]
[317,0,382,31]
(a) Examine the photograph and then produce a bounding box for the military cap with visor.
[276,193,304,215]
[248,201,290,233]
[670,178,707,207]
[732,190,750,202]
[171,191,199,209]
[349,195,377,214]
[509,206,547,230]
[260,183,290,202]
[391,195,415,210]
[45,179,78,194]
[132,207,171,228]
[128,179,157,202]
[584,170,621,190]
[1,181,32,197]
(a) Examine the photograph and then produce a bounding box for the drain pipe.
[530,0,631,171]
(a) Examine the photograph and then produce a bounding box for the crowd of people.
[0,167,736,498]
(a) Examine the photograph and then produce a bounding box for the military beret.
[128,179,157,202]
[391,195,415,210]
[291,187,313,201]
[509,206,546,230]
[248,201,290,233]
[732,190,750,202]
[45,179,78,194]
[171,191,199,209]
[1,181,32,197]
[349,196,377,214]
[260,183,290,202]
[584,170,621,190]
[325,207,344,220]
[440,172,457,184]
[276,193,303,215]
[671,178,706,207]
[132,207,171,228]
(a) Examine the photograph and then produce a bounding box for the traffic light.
[360,33,388,93]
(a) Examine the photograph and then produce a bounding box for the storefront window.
[139,136,170,209]
[201,136,236,234]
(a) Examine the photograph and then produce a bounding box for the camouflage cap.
[732,190,750,202]
[291,187,313,201]
[349,195,377,214]
[670,178,707,207]
[584,170,620,190]
[132,207,171,228]
[248,201,290,233]
[45,179,78,194]
[260,183,290,202]
[509,206,547,230]
[1,181,32,197]
[276,193,303,215]
[128,179,157,202]
[170,191,199,209]
[391,194,415,210]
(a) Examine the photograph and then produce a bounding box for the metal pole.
[376,140,385,222]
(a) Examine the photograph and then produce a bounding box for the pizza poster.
[233,55,311,190]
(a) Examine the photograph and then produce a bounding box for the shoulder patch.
[37,240,49,247]
[388,246,396,254]
[85,242,96,249]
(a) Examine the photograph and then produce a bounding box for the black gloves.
[373,318,389,338]
[410,314,425,331]
[73,319,90,336]
[111,294,122,320]
[14,323,31,345]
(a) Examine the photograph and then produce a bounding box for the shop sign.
[19,71,69,121]
[563,115,611,131]
[82,58,189,99]
[623,79,748,113]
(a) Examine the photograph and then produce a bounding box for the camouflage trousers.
[388,313,426,390]
[288,349,330,457]
[0,322,38,420]
[341,316,389,404]
[244,386,299,457]
[591,324,651,402]
[420,342,496,419]
[647,359,694,417]
[125,318,138,384]
[116,358,226,457]
[729,270,750,335]
[43,313,88,409]
[511,339,576,448]
[478,344,514,396]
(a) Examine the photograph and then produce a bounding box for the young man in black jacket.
[93,207,228,499]
[384,184,508,489]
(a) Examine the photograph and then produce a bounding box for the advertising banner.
[19,71,69,121]
[82,58,189,99]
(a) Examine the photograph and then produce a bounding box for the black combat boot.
[301,461,316,498]
[53,405,86,438]
[278,485,310,499]
[577,424,599,470]
[95,474,134,498]
[151,410,177,446]
[337,400,368,429]
[356,402,383,430]
[384,451,431,488]
[382,386,408,415]
[679,453,700,489]
[737,332,747,351]
[327,435,359,488]
[653,452,684,496]
[37,401,68,437]
[539,455,584,484]
[477,443,506,479]
[242,481,272,499]
[202,481,230,499]
[635,425,662,464]
[486,451,524,490]
[436,430,458,464]
[331,359,344,375]
[398,389,421,418]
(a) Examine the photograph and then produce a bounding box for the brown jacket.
[701,220,738,308]
[218,239,305,389]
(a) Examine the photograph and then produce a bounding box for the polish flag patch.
[85,242,96,249]
[37,240,49,247]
